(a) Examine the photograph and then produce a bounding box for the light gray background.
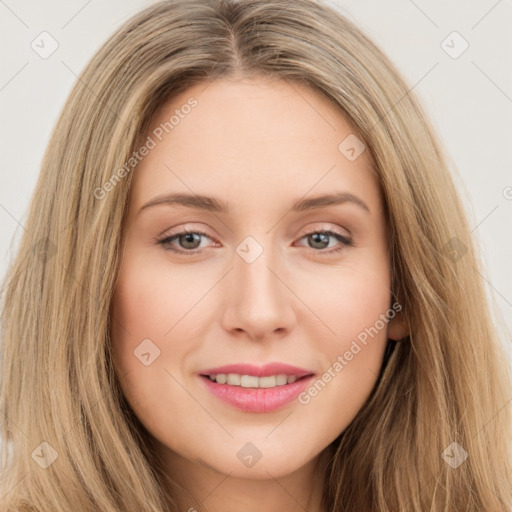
[1,0,511,361]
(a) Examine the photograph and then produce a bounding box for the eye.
[156,228,353,256]
[157,228,216,256]
[295,230,353,255]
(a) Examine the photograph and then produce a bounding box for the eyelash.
[156,228,353,256]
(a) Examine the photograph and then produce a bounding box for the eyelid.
[156,223,216,240]
[296,222,351,239]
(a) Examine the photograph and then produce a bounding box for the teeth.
[276,375,287,385]
[208,373,301,388]
[215,374,227,384]
[258,376,277,388]
[240,375,259,388]
[227,374,241,385]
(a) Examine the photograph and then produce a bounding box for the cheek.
[109,256,184,398]
[296,253,391,417]
[297,246,391,345]
[109,259,203,441]
[111,250,209,351]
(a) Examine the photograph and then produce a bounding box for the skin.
[110,76,408,512]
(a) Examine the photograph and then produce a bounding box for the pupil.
[182,233,200,249]
[310,233,328,249]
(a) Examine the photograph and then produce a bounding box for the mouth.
[198,363,315,413]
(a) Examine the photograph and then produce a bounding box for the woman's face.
[111,77,407,481]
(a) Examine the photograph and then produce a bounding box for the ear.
[387,311,409,341]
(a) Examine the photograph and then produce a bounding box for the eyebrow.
[138,191,371,215]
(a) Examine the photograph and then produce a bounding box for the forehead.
[128,77,382,217]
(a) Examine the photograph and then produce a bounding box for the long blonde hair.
[1,0,511,510]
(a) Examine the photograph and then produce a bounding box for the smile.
[199,363,315,413]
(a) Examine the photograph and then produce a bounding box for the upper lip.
[199,363,315,378]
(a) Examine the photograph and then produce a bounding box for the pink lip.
[199,362,313,378]
[198,362,315,413]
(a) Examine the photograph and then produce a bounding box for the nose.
[221,240,296,341]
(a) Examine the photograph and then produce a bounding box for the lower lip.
[200,375,315,413]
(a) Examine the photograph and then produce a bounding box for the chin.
[192,441,323,479]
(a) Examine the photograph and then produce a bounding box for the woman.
[1,0,511,510]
